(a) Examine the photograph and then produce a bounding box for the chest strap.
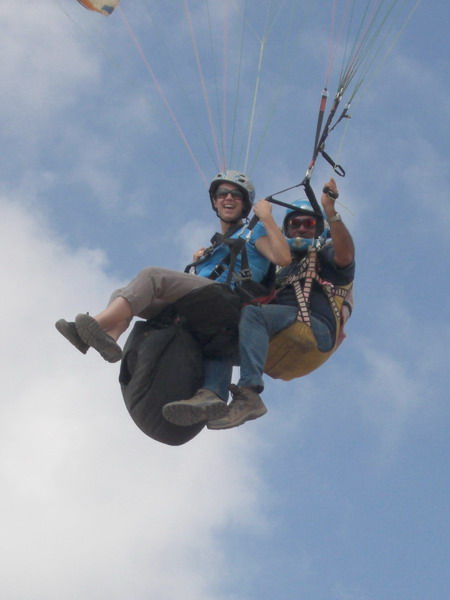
[184,223,252,285]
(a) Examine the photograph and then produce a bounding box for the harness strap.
[322,283,342,321]
[224,237,247,285]
[320,149,345,177]
[293,280,311,324]
[279,247,349,327]
[183,223,243,275]
[295,248,317,325]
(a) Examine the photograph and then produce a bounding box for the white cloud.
[1,2,100,133]
[0,193,270,599]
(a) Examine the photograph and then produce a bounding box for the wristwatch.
[328,212,342,223]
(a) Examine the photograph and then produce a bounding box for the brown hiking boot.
[207,384,267,430]
[162,388,228,426]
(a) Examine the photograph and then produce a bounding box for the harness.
[184,223,250,285]
[185,221,275,303]
[264,245,352,381]
[280,246,350,327]
[207,233,252,286]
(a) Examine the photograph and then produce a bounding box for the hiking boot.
[207,384,267,430]
[75,313,122,363]
[162,388,229,427]
[55,319,89,354]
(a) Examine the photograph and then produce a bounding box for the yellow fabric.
[264,322,333,380]
[264,284,352,381]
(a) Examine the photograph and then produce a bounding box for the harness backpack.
[173,283,241,358]
[264,246,353,381]
[119,316,205,446]
[118,284,244,445]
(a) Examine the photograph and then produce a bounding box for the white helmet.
[209,170,255,219]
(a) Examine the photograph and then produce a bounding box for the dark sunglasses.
[287,216,317,229]
[215,187,244,200]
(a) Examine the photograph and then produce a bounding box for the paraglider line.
[183,0,223,170]
[118,7,209,187]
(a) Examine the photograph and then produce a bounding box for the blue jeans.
[237,304,333,392]
[203,304,333,399]
[202,356,234,401]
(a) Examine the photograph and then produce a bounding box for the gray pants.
[110,267,214,320]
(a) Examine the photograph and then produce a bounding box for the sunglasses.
[287,216,317,229]
[215,187,244,200]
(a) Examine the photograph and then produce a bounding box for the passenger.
[56,170,291,422]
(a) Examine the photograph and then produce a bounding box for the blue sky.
[1,1,449,599]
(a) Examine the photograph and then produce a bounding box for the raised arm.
[321,178,355,268]
[253,198,292,266]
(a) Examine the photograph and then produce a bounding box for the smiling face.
[212,183,245,224]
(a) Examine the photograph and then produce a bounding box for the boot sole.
[163,399,229,427]
[207,405,268,430]
[75,314,122,363]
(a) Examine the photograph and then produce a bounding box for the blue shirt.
[195,221,270,286]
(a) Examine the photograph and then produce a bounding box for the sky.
[1,1,449,599]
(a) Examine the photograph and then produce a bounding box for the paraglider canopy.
[76,0,119,16]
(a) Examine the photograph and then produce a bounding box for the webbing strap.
[295,248,317,325]
[322,284,342,321]
[280,247,347,325]
[293,280,310,324]
[196,233,251,285]
[224,238,248,285]
[183,222,244,275]
[320,149,345,177]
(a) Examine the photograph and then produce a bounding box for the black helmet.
[209,170,255,219]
